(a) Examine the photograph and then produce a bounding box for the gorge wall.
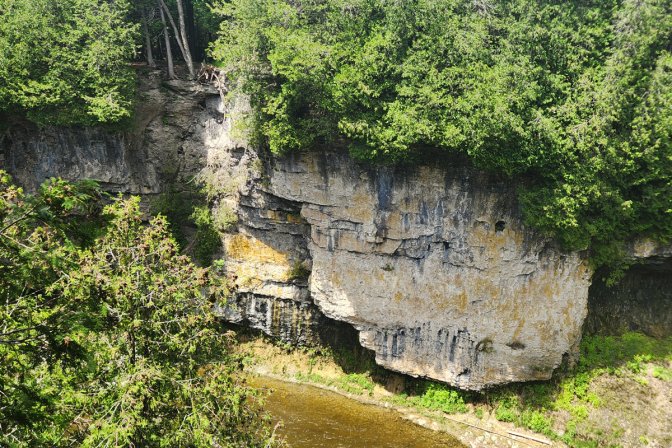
[0,71,216,196]
[2,74,670,390]
[223,150,592,390]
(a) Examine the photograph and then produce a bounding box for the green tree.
[0,173,106,445]
[0,0,138,125]
[211,0,672,271]
[0,173,278,447]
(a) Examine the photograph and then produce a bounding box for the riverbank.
[251,371,548,448]
[234,331,672,448]
[251,376,465,448]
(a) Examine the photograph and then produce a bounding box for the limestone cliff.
[2,77,669,390]
[215,147,593,390]
[0,72,218,195]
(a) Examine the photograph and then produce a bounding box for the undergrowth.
[295,372,376,396]
[483,332,672,447]
[411,382,468,414]
[150,190,223,266]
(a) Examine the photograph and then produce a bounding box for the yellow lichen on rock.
[225,234,290,265]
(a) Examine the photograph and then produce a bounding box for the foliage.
[579,331,672,371]
[294,371,375,396]
[211,0,672,268]
[286,260,310,282]
[0,0,138,125]
[149,190,196,247]
[414,382,467,414]
[0,173,104,445]
[486,332,672,446]
[652,365,672,381]
[193,0,224,60]
[150,192,224,266]
[191,205,223,266]
[493,393,519,422]
[337,373,375,395]
[0,173,277,447]
[213,203,239,233]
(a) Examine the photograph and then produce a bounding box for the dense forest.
[211,0,672,272]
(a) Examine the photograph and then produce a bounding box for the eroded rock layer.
[211,126,595,388]
[230,152,593,389]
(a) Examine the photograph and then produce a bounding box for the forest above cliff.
[212,0,672,272]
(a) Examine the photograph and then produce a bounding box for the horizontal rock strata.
[215,135,595,389]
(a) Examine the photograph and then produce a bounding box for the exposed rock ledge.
[219,146,592,390]
[3,79,669,390]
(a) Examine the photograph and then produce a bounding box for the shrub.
[416,383,467,414]
[0,173,278,447]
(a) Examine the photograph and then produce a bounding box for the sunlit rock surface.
[216,146,592,390]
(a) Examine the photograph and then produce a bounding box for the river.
[253,376,465,448]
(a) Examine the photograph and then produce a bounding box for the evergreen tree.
[210,0,672,271]
[0,173,278,447]
[0,0,138,125]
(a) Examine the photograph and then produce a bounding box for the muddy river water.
[253,376,465,448]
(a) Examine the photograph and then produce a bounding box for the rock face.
[0,72,222,195]
[584,240,672,339]
[1,122,153,193]
[219,150,592,390]
[3,77,669,390]
[585,262,672,339]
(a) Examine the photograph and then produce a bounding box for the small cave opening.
[495,220,506,232]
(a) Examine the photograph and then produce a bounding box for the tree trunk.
[141,9,155,68]
[185,0,196,58]
[174,0,195,78]
[158,0,194,79]
[159,3,175,79]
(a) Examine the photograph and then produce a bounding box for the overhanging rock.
[216,142,593,390]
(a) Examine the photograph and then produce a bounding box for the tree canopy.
[0,0,670,268]
[0,0,138,125]
[0,173,278,447]
[211,0,672,268]
[0,0,223,124]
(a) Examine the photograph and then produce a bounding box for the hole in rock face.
[457,368,470,377]
[443,242,450,251]
[506,341,526,350]
[495,220,506,232]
